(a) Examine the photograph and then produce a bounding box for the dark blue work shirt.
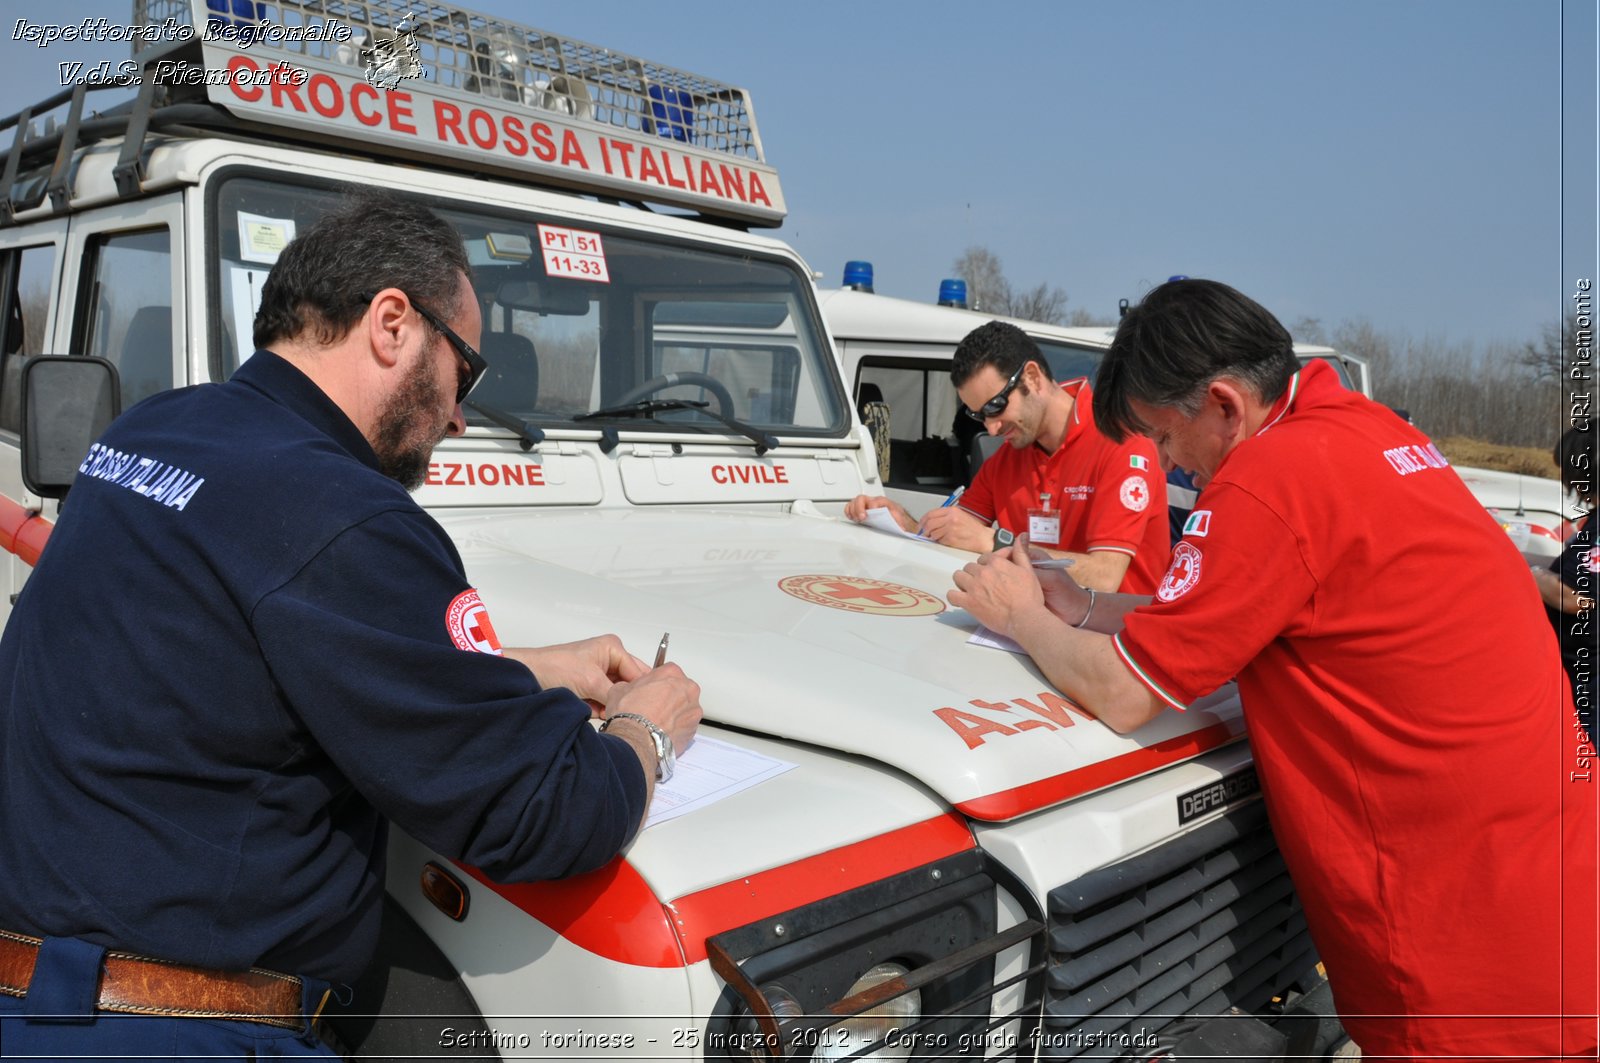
[1165,467,1199,545]
[0,351,647,982]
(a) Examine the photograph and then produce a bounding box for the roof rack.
[2,1,786,225]
[0,74,156,224]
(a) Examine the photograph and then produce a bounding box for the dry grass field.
[1435,435,1559,479]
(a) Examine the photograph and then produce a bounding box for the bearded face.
[371,340,452,491]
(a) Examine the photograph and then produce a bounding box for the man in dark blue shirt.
[0,191,702,1058]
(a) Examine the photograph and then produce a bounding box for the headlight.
[704,850,1045,1063]
[813,963,920,1062]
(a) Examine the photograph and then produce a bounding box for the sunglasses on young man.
[962,362,1026,422]
[360,291,489,404]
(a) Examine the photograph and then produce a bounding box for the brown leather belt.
[0,929,308,1030]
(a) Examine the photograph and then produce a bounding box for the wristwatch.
[602,712,676,783]
[993,527,1016,551]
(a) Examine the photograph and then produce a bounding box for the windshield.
[1034,340,1104,383]
[1299,354,1355,390]
[210,175,846,436]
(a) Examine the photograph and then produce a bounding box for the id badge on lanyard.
[1028,491,1061,547]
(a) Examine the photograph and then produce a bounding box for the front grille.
[1040,802,1318,1060]
[705,850,1047,1062]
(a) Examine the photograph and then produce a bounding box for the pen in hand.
[653,632,670,668]
[917,485,965,535]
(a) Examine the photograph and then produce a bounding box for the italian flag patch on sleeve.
[1130,455,1150,470]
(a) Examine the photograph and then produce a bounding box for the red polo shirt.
[962,379,1169,593]
[1114,360,1597,1058]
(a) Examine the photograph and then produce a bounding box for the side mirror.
[21,356,121,499]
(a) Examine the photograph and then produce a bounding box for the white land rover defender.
[822,272,1574,563]
[0,3,1345,1059]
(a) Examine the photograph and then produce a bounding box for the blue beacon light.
[842,261,875,292]
[938,279,968,308]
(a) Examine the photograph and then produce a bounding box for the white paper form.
[644,736,796,830]
[966,625,1028,655]
[857,507,932,541]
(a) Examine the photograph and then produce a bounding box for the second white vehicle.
[822,270,1575,562]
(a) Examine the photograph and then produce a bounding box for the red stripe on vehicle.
[458,812,974,968]
[458,855,687,968]
[0,495,51,566]
[953,721,1242,822]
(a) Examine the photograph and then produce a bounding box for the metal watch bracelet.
[601,712,675,783]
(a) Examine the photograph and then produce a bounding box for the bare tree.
[18,287,48,355]
[950,246,1009,315]
[1519,313,1573,386]
[1008,282,1069,324]
[1067,307,1117,328]
[949,245,1070,325]
[1323,319,1560,449]
[1331,318,1395,378]
[1290,316,1328,346]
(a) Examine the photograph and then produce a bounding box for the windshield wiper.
[465,399,545,451]
[575,399,780,456]
[577,398,706,420]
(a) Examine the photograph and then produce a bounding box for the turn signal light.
[420,862,470,921]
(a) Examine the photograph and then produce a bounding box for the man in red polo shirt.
[949,280,1597,1060]
[846,321,1169,593]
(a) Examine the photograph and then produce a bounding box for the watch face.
[995,528,1015,548]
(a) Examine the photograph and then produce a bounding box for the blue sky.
[2,0,1594,352]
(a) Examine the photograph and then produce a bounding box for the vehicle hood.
[1454,464,1573,527]
[442,505,1243,822]
[1454,464,1575,559]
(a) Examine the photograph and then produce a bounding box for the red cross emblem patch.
[1157,542,1203,603]
[1119,475,1150,513]
[446,589,504,655]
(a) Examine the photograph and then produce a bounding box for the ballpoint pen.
[917,485,965,535]
[653,632,670,668]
